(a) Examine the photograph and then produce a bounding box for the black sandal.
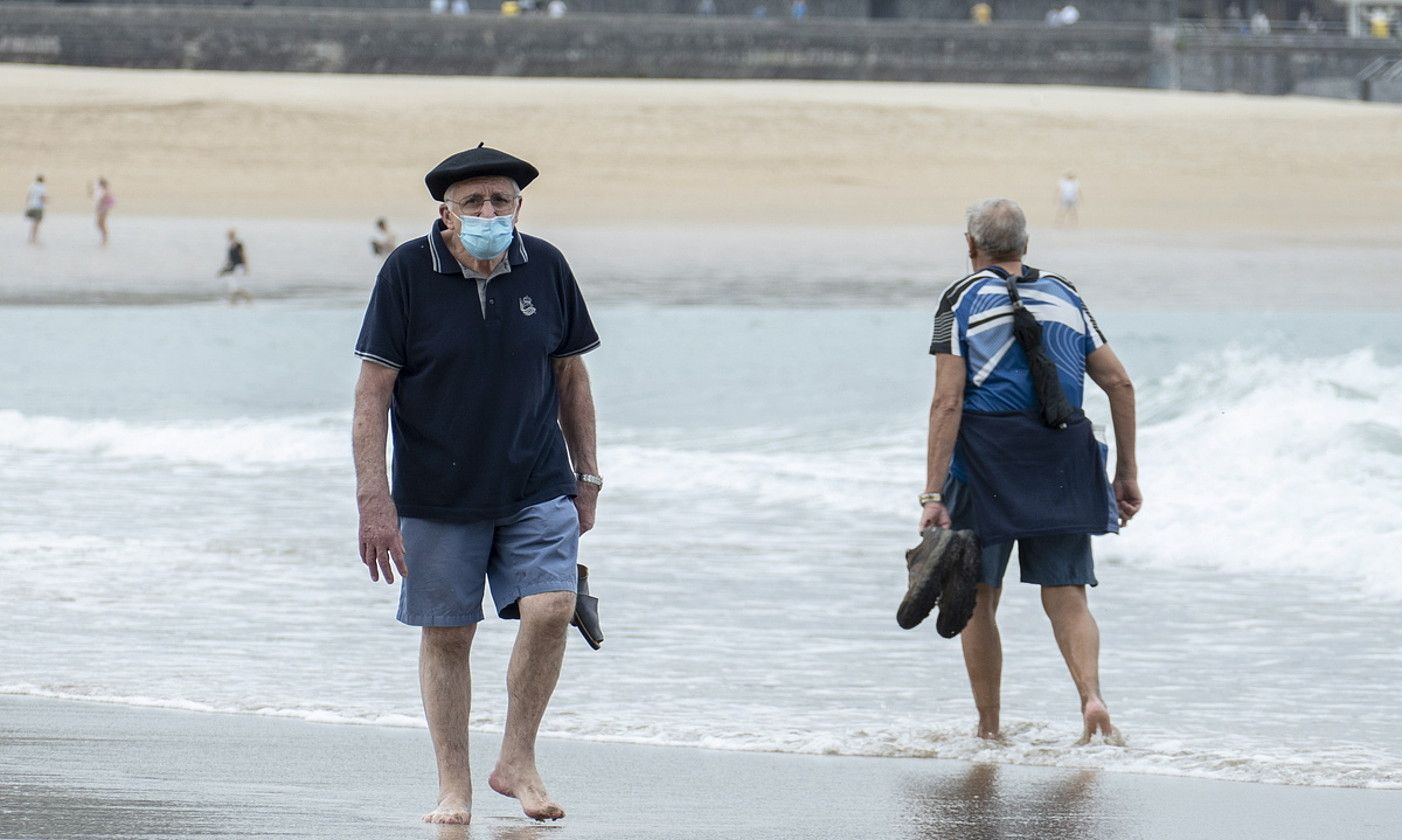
[571,564,603,650]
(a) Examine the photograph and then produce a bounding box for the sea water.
[1,217,1400,789]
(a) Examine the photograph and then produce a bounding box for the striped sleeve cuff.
[551,338,601,359]
[355,350,403,370]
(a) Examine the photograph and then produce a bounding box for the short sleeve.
[929,282,967,357]
[354,270,408,370]
[551,263,600,358]
[1079,296,1107,355]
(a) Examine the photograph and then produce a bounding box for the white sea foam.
[0,409,345,470]
[3,683,1395,789]
[1114,347,1402,599]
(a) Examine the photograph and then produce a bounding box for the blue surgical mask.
[453,213,515,260]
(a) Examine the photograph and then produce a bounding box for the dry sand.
[3,63,1401,237]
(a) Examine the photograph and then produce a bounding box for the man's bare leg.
[1041,585,1122,744]
[420,625,477,824]
[960,583,1004,740]
[489,590,574,821]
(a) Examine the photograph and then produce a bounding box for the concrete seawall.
[0,2,1397,96]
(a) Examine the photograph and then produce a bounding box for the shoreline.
[6,213,1402,311]
[2,695,1399,840]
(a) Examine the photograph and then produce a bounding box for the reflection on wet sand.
[433,820,562,840]
[0,780,220,839]
[903,764,1114,840]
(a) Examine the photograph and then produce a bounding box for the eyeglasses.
[445,192,520,214]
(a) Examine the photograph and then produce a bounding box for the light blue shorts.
[398,495,579,627]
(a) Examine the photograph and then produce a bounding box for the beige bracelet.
[919,492,943,506]
[575,472,604,488]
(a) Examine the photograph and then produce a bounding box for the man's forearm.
[1106,383,1137,478]
[925,355,969,494]
[925,398,962,493]
[556,360,598,474]
[352,385,392,504]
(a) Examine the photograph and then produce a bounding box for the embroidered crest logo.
[519,296,536,316]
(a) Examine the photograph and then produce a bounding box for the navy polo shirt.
[355,220,600,523]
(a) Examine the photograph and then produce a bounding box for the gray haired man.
[921,198,1142,742]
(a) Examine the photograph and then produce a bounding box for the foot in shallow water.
[490,763,565,821]
[976,727,1011,745]
[423,793,472,824]
[1077,698,1125,746]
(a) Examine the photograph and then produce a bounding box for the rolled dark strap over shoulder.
[998,271,1077,429]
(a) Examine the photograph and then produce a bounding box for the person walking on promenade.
[919,198,1141,743]
[24,174,47,245]
[352,145,602,825]
[90,177,116,246]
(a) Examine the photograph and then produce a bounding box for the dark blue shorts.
[943,477,1097,589]
[397,495,579,626]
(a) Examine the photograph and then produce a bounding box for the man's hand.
[573,482,600,535]
[919,501,952,534]
[358,494,407,584]
[1113,476,1142,527]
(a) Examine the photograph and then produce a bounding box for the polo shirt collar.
[427,218,530,277]
[980,264,1041,283]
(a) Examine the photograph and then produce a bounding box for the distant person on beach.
[90,177,115,246]
[24,174,47,245]
[790,0,807,20]
[218,228,252,304]
[371,217,397,256]
[920,198,1141,744]
[971,2,993,24]
[353,145,601,826]
[697,0,717,14]
[1056,172,1080,226]
[547,0,566,17]
[450,0,469,15]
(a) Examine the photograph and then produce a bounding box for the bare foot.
[490,764,564,821]
[1077,697,1125,746]
[976,712,1002,742]
[422,793,472,825]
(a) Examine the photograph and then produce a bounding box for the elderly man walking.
[919,198,1141,743]
[353,145,601,824]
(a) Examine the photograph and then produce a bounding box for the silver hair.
[965,198,1028,259]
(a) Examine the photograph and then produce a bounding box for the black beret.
[425,143,539,200]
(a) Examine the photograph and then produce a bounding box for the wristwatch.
[575,472,604,489]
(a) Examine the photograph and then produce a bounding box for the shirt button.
[488,298,495,304]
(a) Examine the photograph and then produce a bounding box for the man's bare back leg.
[421,625,477,824]
[1041,585,1123,744]
[961,584,1004,740]
[489,590,574,821]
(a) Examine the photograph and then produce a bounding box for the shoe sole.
[897,529,956,630]
[935,533,980,639]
